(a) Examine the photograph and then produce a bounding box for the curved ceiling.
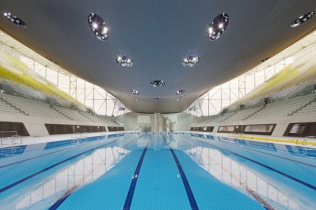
[0,0,316,113]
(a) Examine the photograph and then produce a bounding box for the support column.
[154,113,160,132]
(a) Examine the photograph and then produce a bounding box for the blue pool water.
[0,133,315,209]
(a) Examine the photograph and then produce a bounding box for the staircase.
[50,106,73,120]
[0,97,29,116]
[79,112,95,123]
[243,106,265,120]
[96,115,109,123]
[288,98,316,116]
[220,112,236,123]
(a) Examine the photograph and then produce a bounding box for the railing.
[0,131,22,147]
[71,132,88,144]
[133,126,141,132]
[301,136,316,146]
[228,132,246,139]
[228,132,237,138]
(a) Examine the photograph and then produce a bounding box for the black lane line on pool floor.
[178,137,275,210]
[0,139,120,194]
[48,135,142,210]
[192,138,316,192]
[123,136,152,210]
[162,134,199,210]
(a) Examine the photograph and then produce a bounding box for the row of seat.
[0,93,119,126]
[0,97,22,115]
[233,51,316,106]
[196,94,316,126]
[2,94,66,119]
[247,96,313,119]
[295,100,316,115]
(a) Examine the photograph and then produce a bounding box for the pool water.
[0,133,315,210]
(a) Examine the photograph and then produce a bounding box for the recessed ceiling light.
[176,90,185,95]
[116,56,133,67]
[154,97,161,99]
[183,56,199,67]
[150,80,165,87]
[259,57,270,64]
[88,13,109,40]
[131,89,139,95]
[46,57,57,64]
[208,13,229,41]
[291,12,314,27]
[3,12,26,28]
[176,98,181,101]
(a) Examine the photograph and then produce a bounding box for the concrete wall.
[115,112,200,132]
[0,113,115,137]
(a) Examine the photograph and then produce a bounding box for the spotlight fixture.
[183,56,199,67]
[154,97,161,99]
[116,56,133,67]
[88,13,109,40]
[46,57,57,64]
[208,13,229,41]
[291,12,314,27]
[131,89,139,95]
[150,80,165,87]
[176,90,185,95]
[259,57,270,64]
[3,12,26,28]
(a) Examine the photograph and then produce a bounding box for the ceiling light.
[259,57,270,64]
[183,56,199,67]
[88,13,109,40]
[176,90,185,95]
[46,57,57,64]
[150,80,165,87]
[131,89,139,95]
[116,56,133,67]
[154,97,161,99]
[102,27,108,34]
[3,12,26,28]
[176,98,181,101]
[208,13,229,41]
[291,12,314,27]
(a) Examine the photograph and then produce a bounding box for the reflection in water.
[178,134,316,210]
[1,133,315,210]
[0,145,27,158]
[14,146,129,210]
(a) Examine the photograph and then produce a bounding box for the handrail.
[0,131,22,147]
[302,136,316,145]
[228,132,236,138]
[133,126,141,132]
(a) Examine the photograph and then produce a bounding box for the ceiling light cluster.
[183,56,199,67]
[259,57,270,64]
[88,13,109,40]
[150,80,165,87]
[131,89,139,95]
[176,90,185,95]
[291,12,314,27]
[208,13,229,41]
[46,57,57,64]
[3,12,26,28]
[116,56,133,67]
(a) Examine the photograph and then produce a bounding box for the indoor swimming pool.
[0,133,315,210]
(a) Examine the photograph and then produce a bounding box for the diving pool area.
[0,133,315,210]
